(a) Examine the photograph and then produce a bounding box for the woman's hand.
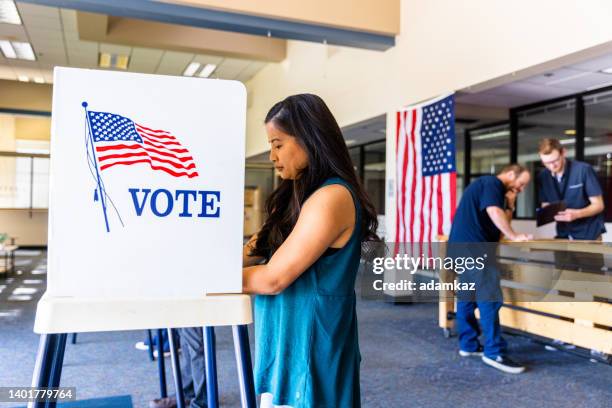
[242,184,355,295]
[243,233,264,267]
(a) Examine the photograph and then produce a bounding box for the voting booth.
[30,68,255,408]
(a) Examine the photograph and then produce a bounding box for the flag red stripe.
[97,151,196,170]
[135,123,171,135]
[96,143,140,152]
[409,109,418,243]
[100,158,199,178]
[142,139,188,153]
[137,130,177,142]
[428,176,434,243]
[450,172,457,223]
[96,144,194,163]
[436,174,443,236]
[400,111,409,244]
[139,132,178,144]
[394,111,401,252]
[142,146,194,162]
[419,173,426,244]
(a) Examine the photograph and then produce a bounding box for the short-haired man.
[448,164,532,374]
[537,138,605,240]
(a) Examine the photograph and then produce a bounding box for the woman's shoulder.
[304,180,354,214]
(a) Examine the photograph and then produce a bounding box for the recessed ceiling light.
[99,52,129,69]
[198,64,217,78]
[12,41,35,60]
[0,40,16,59]
[564,129,576,135]
[600,67,612,74]
[0,40,36,60]
[0,0,22,25]
[183,62,201,77]
[33,77,44,84]
[17,75,28,82]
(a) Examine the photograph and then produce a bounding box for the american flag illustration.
[87,111,199,178]
[395,94,457,245]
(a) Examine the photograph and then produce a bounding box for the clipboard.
[536,201,567,226]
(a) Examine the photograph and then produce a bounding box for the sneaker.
[482,355,526,374]
[459,345,484,357]
[135,341,149,351]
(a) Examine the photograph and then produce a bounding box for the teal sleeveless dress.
[254,177,362,408]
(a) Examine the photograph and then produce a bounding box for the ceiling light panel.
[183,61,200,77]
[0,40,16,58]
[11,41,36,60]
[0,0,21,25]
[198,64,217,78]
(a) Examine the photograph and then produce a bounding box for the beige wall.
[15,117,51,141]
[165,0,400,35]
[0,209,48,246]
[0,80,52,112]
[244,0,612,239]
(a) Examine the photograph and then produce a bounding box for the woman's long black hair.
[251,93,379,258]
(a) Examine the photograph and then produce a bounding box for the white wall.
[0,209,48,246]
[244,0,612,240]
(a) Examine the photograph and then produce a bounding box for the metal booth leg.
[147,329,155,361]
[29,334,59,408]
[46,333,68,408]
[156,329,167,398]
[232,325,257,408]
[203,326,219,408]
[167,328,186,408]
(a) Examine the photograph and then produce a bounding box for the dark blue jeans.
[456,300,507,358]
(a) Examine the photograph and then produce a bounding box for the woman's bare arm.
[242,184,355,295]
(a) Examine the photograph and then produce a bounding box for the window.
[363,141,386,215]
[516,100,576,218]
[468,122,510,176]
[0,112,51,209]
[584,90,612,222]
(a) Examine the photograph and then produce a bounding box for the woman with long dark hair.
[242,94,379,407]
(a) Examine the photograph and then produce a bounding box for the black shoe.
[459,345,484,357]
[482,355,526,374]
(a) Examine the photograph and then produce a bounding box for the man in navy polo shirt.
[449,164,532,374]
[537,138,605,240]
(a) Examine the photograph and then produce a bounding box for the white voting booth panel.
[47,67,244,299]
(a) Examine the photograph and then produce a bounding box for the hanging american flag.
[394,94,457,245]
[87,111,199,178]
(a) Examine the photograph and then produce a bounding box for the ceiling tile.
[192,54,224,66]
[16,3,58,19]
[155,51,194,75]
[523,68,586,85]
[20,15,62,31]
[236,61,265,82]
[131,47,164,61]
[0,23,29,40]
[99,43,132,56]
[59,9,78,32]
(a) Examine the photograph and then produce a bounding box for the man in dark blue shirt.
[449,164,532,374]
[537,138,605,240]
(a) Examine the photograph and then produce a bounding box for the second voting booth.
[29,67,254,408]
